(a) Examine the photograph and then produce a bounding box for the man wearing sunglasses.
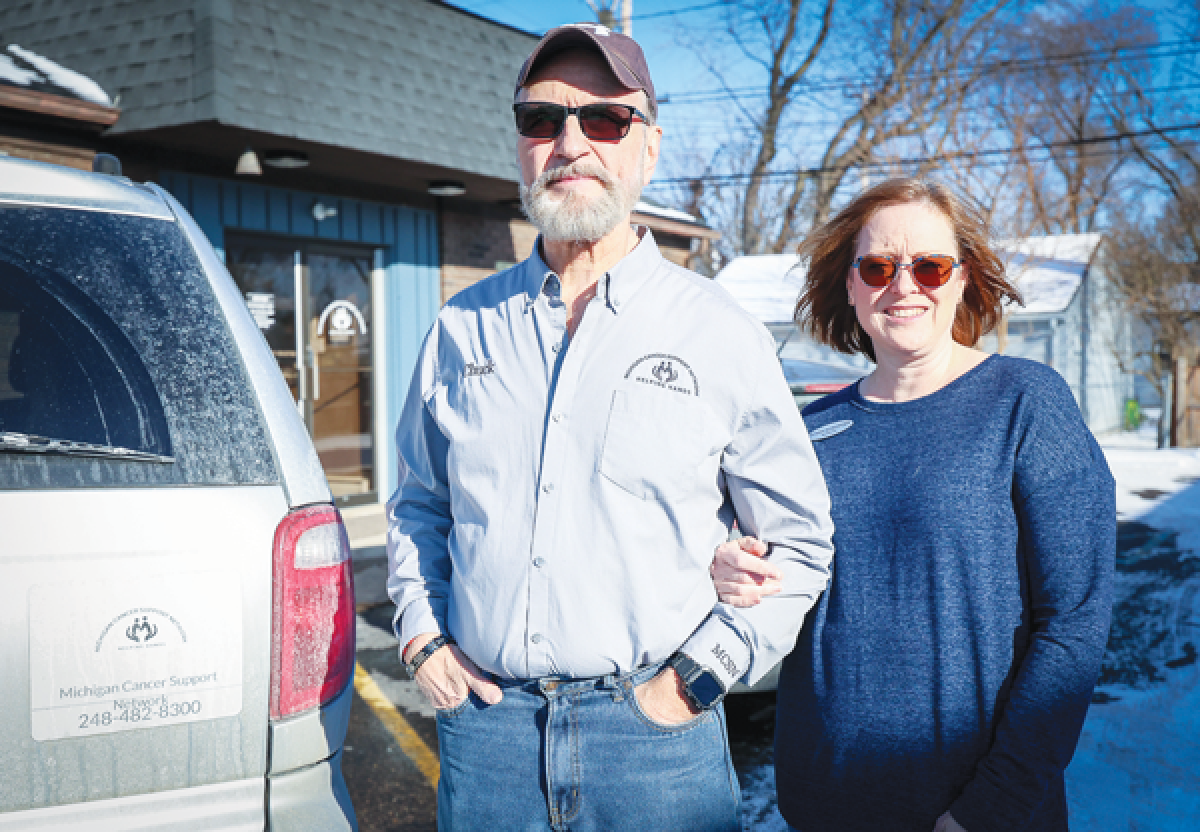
[387,22,834,832]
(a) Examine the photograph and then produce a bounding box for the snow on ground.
[1066,425,1200,831]
[741,422,1200,831]
[739,760,788,832]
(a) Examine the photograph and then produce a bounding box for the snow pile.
[1066,435,1200,831]
[0,44,113,107]
[1104,443,1200,551]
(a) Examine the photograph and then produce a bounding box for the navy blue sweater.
[777,355,1115,832]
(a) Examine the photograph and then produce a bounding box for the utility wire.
[661,39,1200,103]
[643,121,1200,184]
[631,1,727,21]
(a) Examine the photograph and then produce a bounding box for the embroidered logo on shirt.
[625,353,699,396]
[463,360,496,378]
[652,361,678,385]
[809,419,853,441]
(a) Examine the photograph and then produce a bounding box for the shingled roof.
[0,0,539,184]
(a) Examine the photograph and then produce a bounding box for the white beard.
[519,153,645,244]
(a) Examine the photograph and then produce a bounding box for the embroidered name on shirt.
[463,360,496,378]
[711,643,738,677]
[624,353,699,396]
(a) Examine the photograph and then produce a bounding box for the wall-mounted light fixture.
[263,149,309,169]
[235,148,262,176]
[428,180,466,197]
[313,201,338,222]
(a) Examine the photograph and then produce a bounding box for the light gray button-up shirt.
[386,231,834,690]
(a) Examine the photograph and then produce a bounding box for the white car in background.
[0,157,357,830]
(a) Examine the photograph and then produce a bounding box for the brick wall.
[441,206,538,302]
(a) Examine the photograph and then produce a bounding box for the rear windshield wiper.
[0,431,174,463]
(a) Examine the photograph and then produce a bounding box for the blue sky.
[447,0,732,99]
[447,0,749,186]
[448,0,1199,228]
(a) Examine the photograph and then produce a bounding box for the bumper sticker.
[29,572,243,741]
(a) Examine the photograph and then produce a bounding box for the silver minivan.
[0,157,357,830]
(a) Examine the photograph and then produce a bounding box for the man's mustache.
[533,162,617,191]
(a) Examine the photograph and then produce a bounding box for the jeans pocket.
[435,693,472,720]
[626,685,711,734]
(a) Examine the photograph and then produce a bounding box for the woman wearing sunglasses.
[713,179,1115,832]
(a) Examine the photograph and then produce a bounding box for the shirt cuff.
[396,602,445,657]
[679,617,752,693]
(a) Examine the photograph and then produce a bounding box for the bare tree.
[676,0,836,255]
[990,6,1158,235]
[803,0,1013,230]
[683,0,1012,255]
[1106,186,1200,446]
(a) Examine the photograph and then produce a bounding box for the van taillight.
[270,504,356,720]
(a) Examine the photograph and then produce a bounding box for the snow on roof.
[1,44,113,107]
[714,254,805,324]
[633,200,702,225]
[998,233,1103,316]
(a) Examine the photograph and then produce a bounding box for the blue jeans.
[435,661,742,831]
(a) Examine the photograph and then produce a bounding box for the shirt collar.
[601,228,662,314]
[522,244,560,311]
[521,228,665,314]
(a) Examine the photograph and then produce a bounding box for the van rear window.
[0,204,278,488]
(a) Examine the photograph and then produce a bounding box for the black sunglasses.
[853,254,961,289]
[514,102,648,142]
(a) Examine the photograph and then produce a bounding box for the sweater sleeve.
[950,376,1116,831]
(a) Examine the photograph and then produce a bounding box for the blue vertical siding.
[159,171,440,501]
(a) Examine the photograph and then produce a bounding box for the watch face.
[689,671,725,708]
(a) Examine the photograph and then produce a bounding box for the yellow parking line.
[354,662,440,788]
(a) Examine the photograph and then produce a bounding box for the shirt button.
[552,413,562,423]
[542,483,554,493]
[533,557,545,568]
[551,343,562,353]
[531,633,543,644]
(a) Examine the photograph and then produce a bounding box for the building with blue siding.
[0,0,541,507]
[2,0,722,508]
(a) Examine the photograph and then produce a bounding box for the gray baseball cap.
[515,23,657,120]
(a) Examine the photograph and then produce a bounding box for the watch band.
[669,651,727,710]
[405,634,456,679]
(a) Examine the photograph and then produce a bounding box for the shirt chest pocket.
[599,388,727,500]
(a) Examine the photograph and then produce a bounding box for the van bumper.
[266,681,357,831]
[267,749,356,832]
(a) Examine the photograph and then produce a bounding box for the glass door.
[307,245,374,504]
[227,237,377,506]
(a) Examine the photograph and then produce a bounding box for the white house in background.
[980,233,1135,435]
[714,254,872,376]
[717,242,1137,434]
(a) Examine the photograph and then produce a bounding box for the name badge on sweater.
[809,420,853,441]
